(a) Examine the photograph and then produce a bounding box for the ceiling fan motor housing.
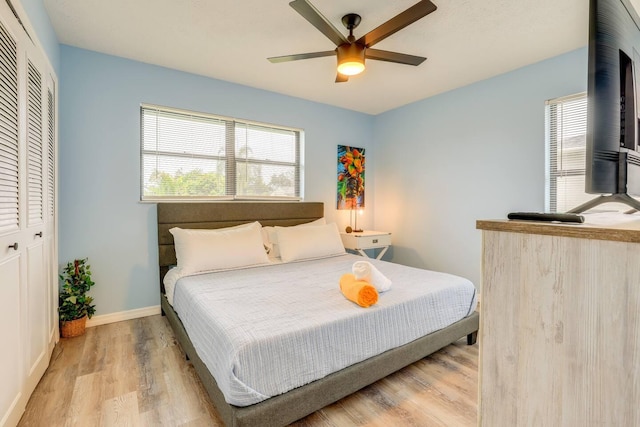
[337,13,365,75]
[336,43,365,75]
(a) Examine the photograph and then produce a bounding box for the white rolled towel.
[352,261,392,293]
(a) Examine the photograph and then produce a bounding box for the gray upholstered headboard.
[156,202,324,292]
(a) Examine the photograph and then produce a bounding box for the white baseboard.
[86,305,161,328]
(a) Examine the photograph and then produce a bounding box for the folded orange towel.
[339,273,378,308]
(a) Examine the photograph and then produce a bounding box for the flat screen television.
[570,0,640,212]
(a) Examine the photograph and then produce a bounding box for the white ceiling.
[43,0,597,115]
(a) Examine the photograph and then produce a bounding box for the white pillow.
[276,222,345,263]
[169,221,269,275]
[262,217,326,259]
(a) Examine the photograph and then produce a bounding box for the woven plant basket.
[60,316,87,338]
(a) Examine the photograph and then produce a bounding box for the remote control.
[507,212,585,223]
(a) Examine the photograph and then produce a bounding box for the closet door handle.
[35,232,43,238]
[8,242,18,250]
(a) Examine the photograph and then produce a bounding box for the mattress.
[171,253,477,407]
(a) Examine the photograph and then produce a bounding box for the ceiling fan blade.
[268,50,336,63]
[356,0,437,48]
[365,49,426,66]
[289,0,348,47]
[335,73,349,83]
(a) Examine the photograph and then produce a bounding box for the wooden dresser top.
[477,213,640,243]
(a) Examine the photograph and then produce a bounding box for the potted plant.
[59,258,96,338]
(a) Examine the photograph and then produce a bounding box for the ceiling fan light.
[337,44,365,76]
[338,61,365,76]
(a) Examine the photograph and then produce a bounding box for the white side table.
[340,230,392,260]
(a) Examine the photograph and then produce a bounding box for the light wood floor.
[18,315,478,427]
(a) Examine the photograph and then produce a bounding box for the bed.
[157,201,479,427]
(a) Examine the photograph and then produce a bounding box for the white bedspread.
[172,254,477,406]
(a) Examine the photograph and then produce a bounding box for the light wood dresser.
[476,216,640,427]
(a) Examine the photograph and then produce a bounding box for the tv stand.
[567,193,640,213]
[476,219,640,426]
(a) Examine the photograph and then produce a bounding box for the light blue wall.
[12,0,590,313]
[372,48,588,290]
[19,0,59,73]
[59,45,374,315]
[59,42,588,315]
[16,0,591,312]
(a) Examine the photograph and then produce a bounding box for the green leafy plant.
[59,258,96,321]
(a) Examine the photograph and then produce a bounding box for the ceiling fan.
[268,0,437,83]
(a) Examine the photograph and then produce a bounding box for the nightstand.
[340,230,392,260]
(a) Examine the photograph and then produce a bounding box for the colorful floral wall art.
[337,145,365,209]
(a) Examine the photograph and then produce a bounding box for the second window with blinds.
[546,93,588,213]
[546,93,630,213]
[140,104,302,201]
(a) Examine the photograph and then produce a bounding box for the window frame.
[140,104,303,202]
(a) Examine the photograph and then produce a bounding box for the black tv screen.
[576,0,640,212]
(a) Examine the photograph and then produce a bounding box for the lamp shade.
[337,44,365,76]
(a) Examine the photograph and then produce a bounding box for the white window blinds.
[235,122,300,198]
[141,105,301,200]
[0,22,19,233]
[546,93,591,213]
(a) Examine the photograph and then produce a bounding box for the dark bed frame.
[157,202,479,427]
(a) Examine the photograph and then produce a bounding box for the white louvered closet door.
[0,17,23,427]
[0,1,58,425]
[23,52,49,389]
[45,78,56,348]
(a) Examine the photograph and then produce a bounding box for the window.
[546,93,590,212]
[140,104,301,201]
